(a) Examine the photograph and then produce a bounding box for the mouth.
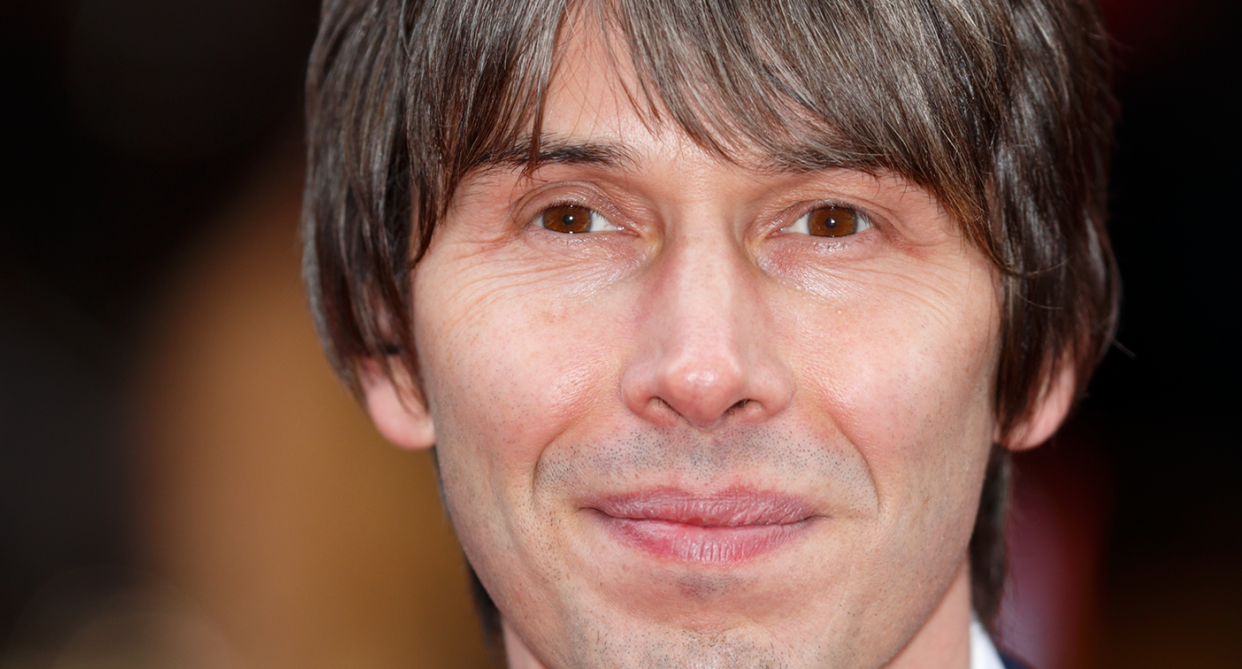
[584,490,819,564]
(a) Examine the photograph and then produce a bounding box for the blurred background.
[0,1,1238,667]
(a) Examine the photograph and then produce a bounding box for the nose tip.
[624,335,792,430]
[628,344,756,429]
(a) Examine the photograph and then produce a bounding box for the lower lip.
[593,514,812,564]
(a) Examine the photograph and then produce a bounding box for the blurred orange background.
[2,1,1239,667]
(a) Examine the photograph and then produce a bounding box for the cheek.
[775,271,999,615]
[411,251,623,503]
[411,250,635,631]
[786,271,999,521]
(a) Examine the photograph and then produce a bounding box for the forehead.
[463,13,949,232]
[541,17,654,155]
[529,10,849,174]
[452,2,982,234]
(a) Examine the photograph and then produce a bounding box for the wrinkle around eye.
[764,247,992,328]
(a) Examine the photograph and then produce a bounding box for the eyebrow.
[469,136,639,174]
[466,134,874,180]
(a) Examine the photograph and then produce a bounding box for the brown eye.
[784,204,872,238]
[804,205,864,237]
[538,204,613,234]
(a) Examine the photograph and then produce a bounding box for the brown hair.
[303,0,1118,631]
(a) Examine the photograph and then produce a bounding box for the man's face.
[387,23,1004,669]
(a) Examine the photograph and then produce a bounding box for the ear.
[359,360,436,450]
[1000,363,1076,452]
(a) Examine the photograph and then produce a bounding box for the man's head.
[303,0,1117,666]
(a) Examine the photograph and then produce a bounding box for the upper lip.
[586,489,816,527]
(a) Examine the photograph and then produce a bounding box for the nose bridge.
[623,221,791,429]
[662,229,750,360]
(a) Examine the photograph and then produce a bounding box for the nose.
[621,230,794,430]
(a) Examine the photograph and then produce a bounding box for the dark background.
[2,0,1239,666]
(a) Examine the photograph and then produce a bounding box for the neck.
[883,562,974,669]
[502,622,544,669]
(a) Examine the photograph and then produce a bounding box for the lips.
[585,490,818,564]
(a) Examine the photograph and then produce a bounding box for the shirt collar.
[970,616,1006,669]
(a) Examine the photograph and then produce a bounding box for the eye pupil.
[808,206,858,237]
[543,205,592,233]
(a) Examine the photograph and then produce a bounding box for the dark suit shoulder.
[1000,652,1031,669]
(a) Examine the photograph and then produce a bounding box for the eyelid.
[512,180,618,220]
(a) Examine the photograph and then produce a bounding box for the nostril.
[719,399,754,421]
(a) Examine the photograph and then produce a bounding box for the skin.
[363,18,1071,669]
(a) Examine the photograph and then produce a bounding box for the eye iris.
[808,206,858,237]
[542,205,592,233]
